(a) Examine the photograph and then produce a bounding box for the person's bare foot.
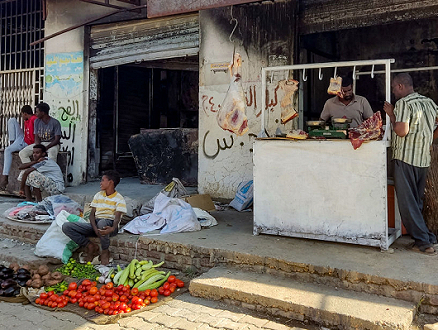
[84,242,99,262]
[100,249,110,265]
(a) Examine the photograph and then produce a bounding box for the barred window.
[0,0,45,148]
[0,0,44,71]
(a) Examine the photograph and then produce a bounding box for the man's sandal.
[411,245,437,256]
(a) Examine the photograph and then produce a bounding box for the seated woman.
[19,144,65,202]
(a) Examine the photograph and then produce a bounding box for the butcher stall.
[253,59,402,250]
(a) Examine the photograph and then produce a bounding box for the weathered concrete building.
[1,0,438,198]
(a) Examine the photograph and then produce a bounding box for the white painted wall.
[198,8,296,199]
[45,0,112,185]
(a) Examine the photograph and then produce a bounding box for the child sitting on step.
[62,170,126,265]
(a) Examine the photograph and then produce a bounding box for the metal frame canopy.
[260,59,395,140]
[255,59,401,251]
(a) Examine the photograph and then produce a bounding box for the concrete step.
[1,198,437,316]
[0,235,60,268]
[189,266,417,330]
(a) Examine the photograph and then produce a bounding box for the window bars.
[0,0,44,149]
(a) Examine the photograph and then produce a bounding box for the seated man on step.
[19,102,61,164]
[19,144,65,202]
[0,105,37,190]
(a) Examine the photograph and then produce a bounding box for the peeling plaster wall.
[198,1,297,199]
[45,0,112,185]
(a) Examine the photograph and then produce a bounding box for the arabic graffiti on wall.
[201,82,282,159]
[201,85,259,116]
[45,52,84,183]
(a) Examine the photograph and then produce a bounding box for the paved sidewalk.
[0,293,318,330]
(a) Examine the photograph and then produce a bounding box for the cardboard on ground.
[184,194,215,212]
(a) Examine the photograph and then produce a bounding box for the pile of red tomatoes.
[35,276,184,315]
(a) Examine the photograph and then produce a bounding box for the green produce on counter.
[55,258,100,279]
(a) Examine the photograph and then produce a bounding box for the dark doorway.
[299,19,438,124]
[96,59,199,177]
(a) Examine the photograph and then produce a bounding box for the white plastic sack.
[35,210,86,263]
[193,207,218,227]
[122,213,166,234]
[154,193,201,234]
[229,180,254,211]
[140,178,188,215]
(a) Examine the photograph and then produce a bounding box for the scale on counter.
[306,118,351,139]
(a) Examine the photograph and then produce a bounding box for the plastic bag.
[121,197,142,225]
[34,210,86,263]
[123,192,200,235]
[229,180,254,211]
[154,193,200,234]
[140,178,188,215]
[193,207,218,227]
[3,205,34,218]
[122,213,166,234]
[43,195,82,217]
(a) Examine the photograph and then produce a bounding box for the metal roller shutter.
[90,13,199,69]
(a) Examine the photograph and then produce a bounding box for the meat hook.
[318,68,323,80]
[303,68,307,81]
[371,65,375,78]
[229,6,238,43]
[333,67,337,78]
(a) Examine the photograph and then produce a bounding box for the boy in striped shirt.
[62,170,127,265]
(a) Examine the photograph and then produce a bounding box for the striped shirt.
[90,190,127,220]
[391,92,438,167]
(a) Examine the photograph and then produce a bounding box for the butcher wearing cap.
[320,76,374,128]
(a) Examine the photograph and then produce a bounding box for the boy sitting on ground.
[19,144,65,202]
[62,170,126,265]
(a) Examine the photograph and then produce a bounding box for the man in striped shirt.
[62,170,127,265]
[384,73,438,255]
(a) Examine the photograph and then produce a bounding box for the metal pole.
[30,4,148,46]
[260,68,266,137]
[384,60,391,142]
[356,65,438,76]
[263,59,395,73]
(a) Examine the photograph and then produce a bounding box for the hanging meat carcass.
[327,76,342,96]
[278,79,299,124]
[216,53,249,136]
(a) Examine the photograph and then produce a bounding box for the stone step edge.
[189,266,417,330]
[1,217,438,314]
